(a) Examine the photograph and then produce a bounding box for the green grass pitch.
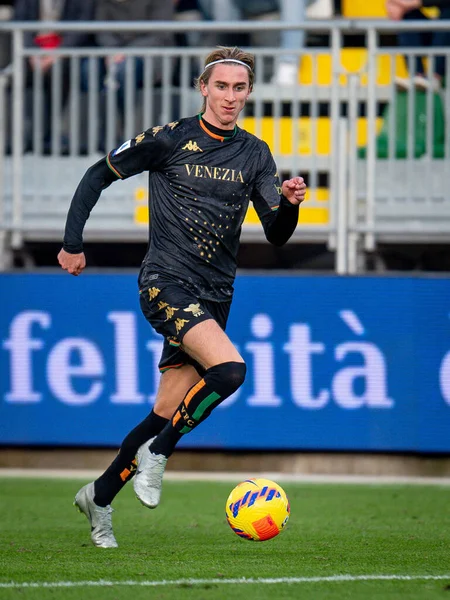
[0,477,449,599]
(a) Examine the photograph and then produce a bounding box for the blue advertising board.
[1,273,449,452]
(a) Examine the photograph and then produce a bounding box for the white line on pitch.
[1,469,450,485]
[1,575,449,589]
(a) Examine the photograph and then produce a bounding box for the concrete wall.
[1,449,450,478]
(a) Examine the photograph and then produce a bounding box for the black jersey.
[63,115,300,302]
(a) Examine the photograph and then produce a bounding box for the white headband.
[200,58,252,78]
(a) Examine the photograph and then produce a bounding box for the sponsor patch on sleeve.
[112,140,132,156]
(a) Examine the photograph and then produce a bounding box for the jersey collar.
[198,113,238,142]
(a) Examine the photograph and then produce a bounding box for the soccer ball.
[225,478,290,541]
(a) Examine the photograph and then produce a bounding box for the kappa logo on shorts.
[174,318,190,334]
[183,303,204,317]
[165,306,179,321]
[148,287,160,300]
[182,140,203,153]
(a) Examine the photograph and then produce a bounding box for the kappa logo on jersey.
[168,121,179,130]
[152,126,163,136]
[274,171,282,195]
[135,132,145,144]
[183,303,204,317]
[112,140,131,156]
[182,140,203,153]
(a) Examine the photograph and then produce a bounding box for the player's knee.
[227,361,247,392]
[206,361,247,396]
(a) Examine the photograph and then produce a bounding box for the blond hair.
[195,46,255,114]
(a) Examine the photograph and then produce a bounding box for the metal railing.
[0,19,449,273]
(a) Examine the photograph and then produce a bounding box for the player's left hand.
[57,248,86,276]
[282,176,307,206]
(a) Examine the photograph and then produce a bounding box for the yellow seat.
[299,48,409,86]
[240,116,383,157]
[133,184,331,227]
[245,188,330,226]
[342,0,387,18]
[343,1,439,20]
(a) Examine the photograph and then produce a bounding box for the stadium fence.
[0,18,449,273]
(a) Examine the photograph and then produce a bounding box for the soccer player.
[58,46,306,548]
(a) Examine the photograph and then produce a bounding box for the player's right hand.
[57,248,86,276]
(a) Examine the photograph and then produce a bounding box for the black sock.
[149,424,183,459]
[150,362,246,458]
[94,410,168,506]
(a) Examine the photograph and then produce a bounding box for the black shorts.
[139,277,231,374]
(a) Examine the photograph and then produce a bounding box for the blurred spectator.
[0,2,13,69]
[174,0,215,81]
[197,0,333,84]
[197,0,278,47]
[13,0,96,153]
[272,0,334,85]
[96,0,174,146]
[175,0,210,48]
[272,0,310,85]
[387,0,450,90]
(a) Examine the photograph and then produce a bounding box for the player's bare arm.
[282,176,307,206]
